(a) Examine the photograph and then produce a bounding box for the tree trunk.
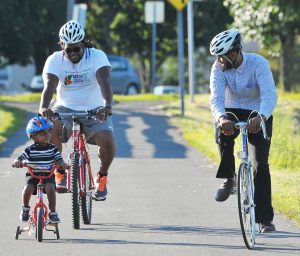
[138,56,150,93]
[280,34,295,92]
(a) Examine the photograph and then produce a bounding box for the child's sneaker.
[49,212,61,223]
[20,206,30,222]
[93,176,107,201]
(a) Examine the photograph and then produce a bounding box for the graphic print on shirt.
[63,68,92,87]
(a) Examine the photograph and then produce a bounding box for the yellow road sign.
[167,0,190,11]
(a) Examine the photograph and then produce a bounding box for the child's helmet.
[26,116,53,139]
[59,20,85,44]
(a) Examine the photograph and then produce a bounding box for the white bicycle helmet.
[210,29,241,56]
[59,20,85,44]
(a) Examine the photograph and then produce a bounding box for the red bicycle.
[14,163,59,242]
[55,111,96,229]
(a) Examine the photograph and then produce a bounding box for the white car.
[153,85,179,95]
[29,75,44,92]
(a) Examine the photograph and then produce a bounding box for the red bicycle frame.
[66,117,95,194]
[56,111,97,228]
[26,165,56,228]
[14,163,59,242]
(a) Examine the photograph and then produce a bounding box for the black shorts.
[25,172,55,195]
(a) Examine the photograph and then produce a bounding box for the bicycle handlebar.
[234,121,269,141]
[215,111,270,141]
[54,107,112,121]
[12,162,57,180]
[54,110,97,120]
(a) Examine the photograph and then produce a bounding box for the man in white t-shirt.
[39,20,115,201]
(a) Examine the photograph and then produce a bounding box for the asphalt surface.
[0,101,299,256]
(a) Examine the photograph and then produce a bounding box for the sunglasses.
[65,46,82,54]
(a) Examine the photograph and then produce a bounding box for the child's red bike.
[14,163,59,242]
[55,111,96,229]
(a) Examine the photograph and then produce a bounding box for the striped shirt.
[209,52,278,121]
[18,143,62,172]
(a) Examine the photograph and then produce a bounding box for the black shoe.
[215,177,236,202]
[49,212,61,224]
[20,206,30,222]
[261,222,276,233]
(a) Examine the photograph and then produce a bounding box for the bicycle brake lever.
[260,121,270,140]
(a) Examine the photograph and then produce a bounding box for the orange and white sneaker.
[55,172,67,193]
[93,176,107,201]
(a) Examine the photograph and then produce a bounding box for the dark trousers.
[216,108,274,223]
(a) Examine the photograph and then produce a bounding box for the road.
[0,101,299,256]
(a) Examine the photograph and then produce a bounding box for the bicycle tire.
[81,159,93,224]
[71,152,80,229]
[36,207,44,242]
[237,163,256,249]
[15,226,20,240]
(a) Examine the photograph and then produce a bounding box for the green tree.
[0,0,33,66]
[0,0,66,73]
[86,0,177,92]
[224,0,300,91]
[194,0,233,50]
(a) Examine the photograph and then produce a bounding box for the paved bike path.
[0,101,299,256]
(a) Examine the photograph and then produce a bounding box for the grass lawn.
[0,105,26,147]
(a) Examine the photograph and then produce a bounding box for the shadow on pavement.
[45,222,300,252]
[114,110,188,158]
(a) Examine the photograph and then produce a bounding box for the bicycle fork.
[33,184,48,228]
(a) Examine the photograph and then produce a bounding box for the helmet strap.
[221,50,242,71]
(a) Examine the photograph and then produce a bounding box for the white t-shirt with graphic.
[43,48,111,110]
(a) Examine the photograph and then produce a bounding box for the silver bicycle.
[216,111,269,249]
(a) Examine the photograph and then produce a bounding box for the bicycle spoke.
[238,163,255,249]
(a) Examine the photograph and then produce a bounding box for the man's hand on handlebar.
[219,116,235,136]
[248,116,262,134]
[96,106,112,122]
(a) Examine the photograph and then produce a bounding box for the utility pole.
[66,0,75,21]
[187,0,195,102]
[145,1,165,92]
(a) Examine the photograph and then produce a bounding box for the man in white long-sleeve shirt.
[209,29,277,233]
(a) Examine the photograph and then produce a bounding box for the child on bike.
[13,116,67,223]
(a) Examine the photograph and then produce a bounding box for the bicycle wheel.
[81,159,93,224]
[237,163,256,249]
[15,226,21,240]
[71,152,80,229]
[36,207,44,242]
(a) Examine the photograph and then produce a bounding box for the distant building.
[0,64,35,94]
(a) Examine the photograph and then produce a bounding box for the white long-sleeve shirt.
[209,52,277,121]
